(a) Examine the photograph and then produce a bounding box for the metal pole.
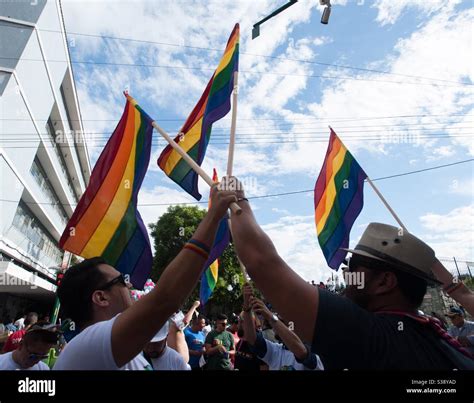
[465,262,473,280]
[453,256,461,279]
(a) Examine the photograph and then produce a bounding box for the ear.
[91,290,111,308]
[373,271,398,295]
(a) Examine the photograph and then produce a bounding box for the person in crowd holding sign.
[53,185,238,370]
[228,177,474,369]
[241,283,323,371]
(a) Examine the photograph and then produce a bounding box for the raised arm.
[250,297,307,361]
[183,301,201,326]
[228,177,318,343]
[241,283,257,345]
[112,186,237,367]
[167,321,190,364]
[431,259,474,316]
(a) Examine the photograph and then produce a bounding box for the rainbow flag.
[199,169,231,305]
[157,24,239,200]
[314,129,367,270]
[59,94,153,289]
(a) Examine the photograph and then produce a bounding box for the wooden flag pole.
[226,71,239,177]
[228,218,248,283]
[151,120,242,215]
[366,177,407,231]
[328,125,407,232]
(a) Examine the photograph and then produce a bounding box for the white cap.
[150,321,169,342]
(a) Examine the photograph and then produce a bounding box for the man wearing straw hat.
[228,179,474,369]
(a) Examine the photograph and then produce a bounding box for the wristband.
[184,239,210,260]
[237,197,249,203]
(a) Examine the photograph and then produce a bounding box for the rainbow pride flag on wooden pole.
[59,93,154,289]
[157,23,239,200]
[314,128,367,270]
[199,169,231,305]
[314,128,408,270]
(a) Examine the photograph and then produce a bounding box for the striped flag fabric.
[314,129,368,270]
[59,94,153,289]
[157,24,239,200]
[199,169,231,305]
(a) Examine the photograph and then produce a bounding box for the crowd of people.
[0,178,473,370]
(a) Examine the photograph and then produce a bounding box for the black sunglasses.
[25,344,49,361]
[97,273,128,291]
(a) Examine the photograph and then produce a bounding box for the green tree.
[149,205,248,317]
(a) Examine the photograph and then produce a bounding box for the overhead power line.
[0,158,472,206]
[1,56,470,88]
[0,21,471,86]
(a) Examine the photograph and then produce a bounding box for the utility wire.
[0,158,472,207]
[0,22,470,86]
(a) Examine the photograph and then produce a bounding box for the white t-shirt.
[260,338,324,371]
[0,351,50,370]
[202,325,212,338]
[151,346,191,370]
[53,315,152,370]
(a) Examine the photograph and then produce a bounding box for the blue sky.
[61,0,473,282]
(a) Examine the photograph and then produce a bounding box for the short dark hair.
[24,322,58,345]
[57,257,108,328]
[351,255,427,308]
[216,314,228,321]
[193,314,206,324]
[24,312,38,327]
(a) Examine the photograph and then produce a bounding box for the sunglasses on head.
[97,273,128,291]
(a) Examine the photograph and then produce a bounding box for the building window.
[30,157,68,226]
[46,118,78,203]
[60,85,73,132]
[12,201,63,264]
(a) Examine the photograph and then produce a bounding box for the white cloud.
[449,178,474,197]
[272,207,290,215]
[426,145,456,161]
[298,4,474,170]
[261,214,336,282]
[419,204,474,260]
[371,0,456,26]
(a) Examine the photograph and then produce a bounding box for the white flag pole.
[226,71,239,177]
[152,120,242,215]
[227,218,248,282]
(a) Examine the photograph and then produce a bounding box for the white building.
[0,0,90,320]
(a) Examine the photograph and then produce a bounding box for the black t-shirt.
[312,289,474,370]
[234,339,265,371]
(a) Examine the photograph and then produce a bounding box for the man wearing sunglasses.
[0,324,58,370]
[229,178,474,369]
[53,185,238,370]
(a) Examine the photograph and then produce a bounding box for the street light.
[320,0,331,24]
[252,0,298,39]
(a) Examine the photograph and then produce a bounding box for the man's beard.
[344,286,372,310]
